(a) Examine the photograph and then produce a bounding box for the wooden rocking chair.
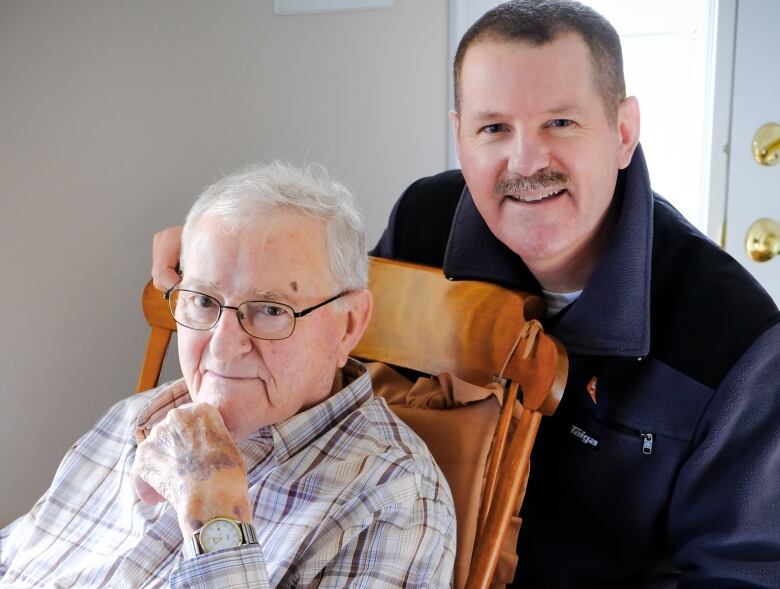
[137,256,567,589]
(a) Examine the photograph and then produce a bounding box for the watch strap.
[238,521,258,545]
[182,519,258,560]
[182,534,201,560]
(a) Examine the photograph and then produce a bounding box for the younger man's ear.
[448,109,460,133]
[448,110,462,161]
[616,96,640,170]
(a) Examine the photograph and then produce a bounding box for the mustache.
[495,169,569,194]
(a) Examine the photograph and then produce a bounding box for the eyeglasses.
[164,284,350,341]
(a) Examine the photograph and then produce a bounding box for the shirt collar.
[135,378,191,444]
[442,145,654,357]
[270,358,372,464]
[135,359,373,460]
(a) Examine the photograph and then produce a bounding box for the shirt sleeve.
[169,544,271,588]
[169,495,456,589]
[317,495,456,589]
[669,322,780,588]
[0,515,24,578]
[0,423,110,580]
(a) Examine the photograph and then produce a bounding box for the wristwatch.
[182,516,258,559]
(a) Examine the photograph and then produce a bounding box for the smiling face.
[451,33,639,291]
[176,209,371,441]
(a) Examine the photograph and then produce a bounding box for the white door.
[723,0,780,303]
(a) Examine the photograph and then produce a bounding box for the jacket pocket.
[589,414,655,455]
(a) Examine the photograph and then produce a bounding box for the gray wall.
[0,0,448,526]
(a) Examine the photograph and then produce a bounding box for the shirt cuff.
[169,544,270,588]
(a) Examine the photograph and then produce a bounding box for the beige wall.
[0,0,448,526]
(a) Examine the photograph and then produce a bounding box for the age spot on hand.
[177,451,241,481]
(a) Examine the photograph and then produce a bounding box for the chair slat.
[354,258,546,386]
[136,327,172,392]
[465,410,542,589]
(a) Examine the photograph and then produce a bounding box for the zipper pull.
[641,433,654,455]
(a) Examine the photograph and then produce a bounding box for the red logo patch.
[586,376,598,404]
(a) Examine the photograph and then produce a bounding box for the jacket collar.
[442,145,653,357]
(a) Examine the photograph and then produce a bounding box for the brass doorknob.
[752,123,780,166]
[746,218,780,262]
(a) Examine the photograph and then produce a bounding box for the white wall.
[0,0,448,526]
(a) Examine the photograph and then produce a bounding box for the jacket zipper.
[591,414,655,455]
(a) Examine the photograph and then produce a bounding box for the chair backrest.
[138,256,567,589]
[352,258,567,588]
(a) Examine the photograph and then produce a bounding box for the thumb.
[132,470,166,505]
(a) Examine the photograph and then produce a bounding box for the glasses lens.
[239,301,295,340]
[169,289,221,330]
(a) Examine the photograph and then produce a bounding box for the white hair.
[180,161,368,290]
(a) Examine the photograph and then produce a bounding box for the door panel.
[724,0,780,303]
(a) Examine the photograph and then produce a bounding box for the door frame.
[706,0,737,245]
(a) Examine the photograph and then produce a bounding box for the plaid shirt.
[0,360,456,588]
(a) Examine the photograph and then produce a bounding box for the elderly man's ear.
[335,290,373,368]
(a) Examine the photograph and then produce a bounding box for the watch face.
[198,518,242,553]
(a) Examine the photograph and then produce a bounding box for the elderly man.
[0,162,456,588]
[151,1,780,587]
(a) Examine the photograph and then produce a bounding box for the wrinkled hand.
[132,402,251,537]
[151,225,182,291]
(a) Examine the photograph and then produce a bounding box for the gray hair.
[180,161,368,291]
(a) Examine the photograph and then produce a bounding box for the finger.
[168,404,231,449]
[151,225,183,291]
[152,266,180,293]
[131,459,167,505]
[153,406,221,456]
[133,472,166,505]
[149,410,192,451]
[191,402,227,426]
[191,404,238,447]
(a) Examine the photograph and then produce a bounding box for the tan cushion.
[368,362,502,589]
